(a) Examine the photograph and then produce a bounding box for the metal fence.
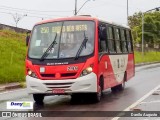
[134,43,160,52]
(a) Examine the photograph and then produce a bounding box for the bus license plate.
[52,89,65,94]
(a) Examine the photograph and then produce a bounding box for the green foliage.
[0,30,26,83]
[128,12,142,29]
[135,51,160,64]
[128,11,160,45]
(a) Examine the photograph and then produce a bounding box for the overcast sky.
[0,0,159,30]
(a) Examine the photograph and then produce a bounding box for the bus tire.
[117,73,126,91]
[33,94,45,104]
[117,80,125,91]
[111,73,126,92]
[93,76,103,102]
[70,93,80,103]
[111,86,118,92]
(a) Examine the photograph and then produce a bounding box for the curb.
[0,83,23,92]
[135,61,160,67]
[5,83,21,89]
[0,86,5,92]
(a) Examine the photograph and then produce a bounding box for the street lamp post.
[74,0,94,15]
[75,0,77,15]
[141,13,144,57]
[127,0,129,25]
[141,7,160,57]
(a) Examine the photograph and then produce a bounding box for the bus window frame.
[113,27,122,53]
[99,21,134,55]
[126,29,133,53]
[120,28,128,53]
[98,22,108,53]
[106,25,116,54]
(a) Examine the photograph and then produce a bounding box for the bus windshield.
[28,21,95,59]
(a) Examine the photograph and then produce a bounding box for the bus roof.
[98,19,130,29]
[36,16,97,25]
[35,15,130,29]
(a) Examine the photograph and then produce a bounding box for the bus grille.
[40,72,77,79]
[44,82,74,89]
[41,74,55,77]
[61,73,77,77]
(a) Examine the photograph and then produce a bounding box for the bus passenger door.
[98,23,111,89]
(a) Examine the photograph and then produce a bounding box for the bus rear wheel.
[111,82,125,92]
[117,80,125,91]
[111,73,126,92]
[33,94,45,104]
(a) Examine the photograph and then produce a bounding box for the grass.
[0,29,160,84]
[134,51,160,64]
[0,30,26,84]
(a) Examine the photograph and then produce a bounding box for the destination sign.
[40,24,87,33]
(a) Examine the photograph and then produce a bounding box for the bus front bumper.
[26,72,97,94]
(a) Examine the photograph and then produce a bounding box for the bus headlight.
[27,69,37,78]
[81,66,93,77]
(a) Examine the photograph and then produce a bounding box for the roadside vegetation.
[134,51,160,64]
[128,12,160,45]
[129,11,160,63]
[0,30,26,84]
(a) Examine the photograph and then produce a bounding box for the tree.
[128,11,160,46]
[11,13,27,27]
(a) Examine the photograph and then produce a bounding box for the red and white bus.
[26,16,135,103]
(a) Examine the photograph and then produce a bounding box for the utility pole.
[75,0,77,15]
[142,13,144,57]
[127,0,129,25]
[74,0,94,16]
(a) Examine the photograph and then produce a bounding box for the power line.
[0,5,73,13]
[0,8,66,17]
[0,11,60,19]
[0,8,67,17]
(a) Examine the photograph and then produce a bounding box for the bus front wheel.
[92,77,104,102]
[33,94,45,104]
[70,93,80,102]
[92,87,102,102]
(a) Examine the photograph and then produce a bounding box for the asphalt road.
[1,63,160,120]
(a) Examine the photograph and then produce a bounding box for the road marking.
[141,100,160,104]
[0,88,25,95]
[112,84,160,120]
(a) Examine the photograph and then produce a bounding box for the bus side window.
[126,30,133,53]
[106,26,115,53]
[98,25,107,52]
[114,28,122,53]
[120,29,128,53]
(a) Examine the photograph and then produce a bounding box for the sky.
[0,0,160,30]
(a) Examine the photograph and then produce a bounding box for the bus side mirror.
[26,31,31,46]
[26,35,30,46]
[98,27,106,40]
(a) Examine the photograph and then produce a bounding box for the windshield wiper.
[75,31,88,60]
[40,33,57,61]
